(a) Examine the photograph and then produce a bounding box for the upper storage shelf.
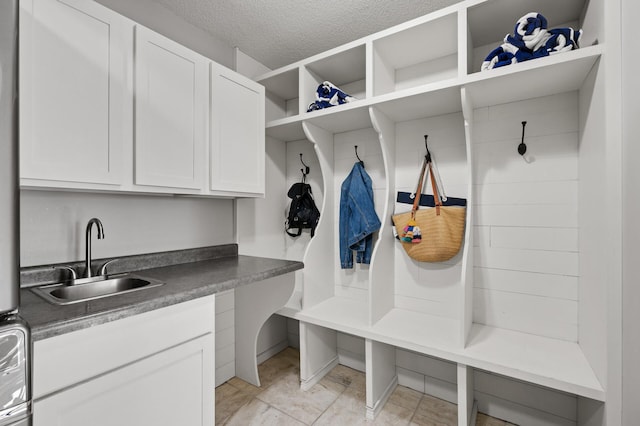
[372,11,458,96]
[258,67,299,122]
[262,0,600,139]
[302,44,367,115]
[466,0,591,74]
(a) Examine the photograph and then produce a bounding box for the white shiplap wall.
[472,92,579,342]
[215,290,235,386]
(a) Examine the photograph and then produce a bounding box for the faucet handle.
[53,265,78,282]
[98,259,117,276]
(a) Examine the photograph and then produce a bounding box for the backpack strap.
[286,226,303,238]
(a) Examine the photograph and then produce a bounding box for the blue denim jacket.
[339,162,381,268]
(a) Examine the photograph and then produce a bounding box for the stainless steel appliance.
[0,317,30,426]
[0,1,32,425]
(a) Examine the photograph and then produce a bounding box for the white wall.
[20,190,234,266]
[94,0,234,69]
[234,47,271,79]
[256,315,288,364]
[621,0,640,423]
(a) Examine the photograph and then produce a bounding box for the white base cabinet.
[34,335,213,426]
[32,296,215,426]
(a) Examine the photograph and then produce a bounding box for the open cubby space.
[259,67,299,122]
[300,123,386,326]
[301,44,367,115]
[372,12,458,95]
[466,0,592,75]
[333,127,386,301]
[464,52,607,400]
[281,138,324,313]
[376,85,462,123]
[470,91,580,342]
[374,110,469,351]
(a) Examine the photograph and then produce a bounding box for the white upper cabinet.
[134,26,207,191]
[19,0,129,186]
[19,0,266,197]
[209,63,265,195]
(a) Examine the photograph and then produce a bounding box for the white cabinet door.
[33,333,215,426]
[134,26,207,190]
[210,63,265,195]
[19,0,129,185]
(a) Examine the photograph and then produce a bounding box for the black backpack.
[285,182,320,237]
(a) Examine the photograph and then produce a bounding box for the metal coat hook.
[518,121,527,156]
[355,145,364,167]
[424,135,432,162]
[299,153,310,175]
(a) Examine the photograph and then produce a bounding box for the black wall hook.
[424,135,432,162]
[299,153,310,175]
[355,145,364,167]
[518,121,527,156]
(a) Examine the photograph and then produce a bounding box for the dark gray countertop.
[19,247,303,341]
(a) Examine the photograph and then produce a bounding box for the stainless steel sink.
[31,274,165,305]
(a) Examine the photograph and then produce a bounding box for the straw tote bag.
[392,155,466,262]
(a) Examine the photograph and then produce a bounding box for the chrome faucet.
[85,218,104,278]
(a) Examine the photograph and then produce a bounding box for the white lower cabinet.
[32,296,215,426]
[33,335,213,426]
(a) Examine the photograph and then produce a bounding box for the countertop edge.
[26,257,303,341]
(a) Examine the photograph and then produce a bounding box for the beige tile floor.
[216,347,517,426]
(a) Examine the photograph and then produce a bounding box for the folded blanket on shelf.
[545,27,582,54]
[307,81,356,112]
[481,12,582,72]
[505,12,549,52]
[481,43,518,71]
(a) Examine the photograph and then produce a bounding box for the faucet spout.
[85,218,104,278]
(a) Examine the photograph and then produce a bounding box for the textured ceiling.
[149,0,463,70]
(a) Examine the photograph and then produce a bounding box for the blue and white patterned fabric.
[482,12,582,71]
[545,27,582,54]
[307,81,356,112]
[505,12,549,52]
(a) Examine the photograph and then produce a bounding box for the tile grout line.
[407,394,425,425]
[267,399,313,426]
[309,376,351,425]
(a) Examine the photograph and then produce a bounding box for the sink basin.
[32,274,165,305]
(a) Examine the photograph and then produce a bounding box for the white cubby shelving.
[242,0,616,424]
[371,11,459,95]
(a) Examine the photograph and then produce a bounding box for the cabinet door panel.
[33,334,215,426]
[210,64,265,195]
[135,26,206,190]
[20,0,128,185]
